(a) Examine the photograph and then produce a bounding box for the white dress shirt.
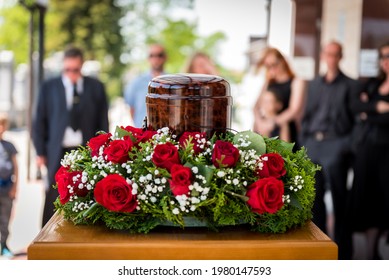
[61,75,83,148]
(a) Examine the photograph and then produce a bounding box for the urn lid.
[148,73,230,97]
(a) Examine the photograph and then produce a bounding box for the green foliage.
[233,130,266,155]
[55,126,318,234]
[0,0,228,100]
[0,5,30,64]
[152,19,226,73]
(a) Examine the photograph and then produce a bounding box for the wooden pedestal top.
[27,213,337,260]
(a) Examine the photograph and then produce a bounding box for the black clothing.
[300,71,360,259]
[301,72,359,140]
[348,77,389,231]
[267,79,298,146]
[32,76,109,227]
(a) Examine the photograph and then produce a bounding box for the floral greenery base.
[54,126,319,234]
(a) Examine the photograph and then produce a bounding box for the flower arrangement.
[54,125,318,234]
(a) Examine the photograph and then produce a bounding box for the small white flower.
[172,208,180,215]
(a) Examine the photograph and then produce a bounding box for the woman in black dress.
[253,47,306,148]
[349,41,389,259]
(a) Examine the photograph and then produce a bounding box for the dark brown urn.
[146,73,232,137]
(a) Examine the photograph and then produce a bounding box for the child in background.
[258,89,290,142]
[0,114,18,258]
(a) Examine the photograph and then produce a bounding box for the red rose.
[136,130,157,144]
[94,174,137,212]
[257,153,286,178]
[246,177,284,214]
[55,166,88,204]
[169,164,192,196]
[152,142,180,171]
[212,140,240,168]
[121,125,143,136]
[121,126,157,146]
[104,138,133,163]
[179,132,207,154]
[88,133,111,157]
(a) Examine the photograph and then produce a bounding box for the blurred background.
[0,0,389,259]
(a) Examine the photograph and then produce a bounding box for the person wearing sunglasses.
[124,43,167,128]
[253,47,306,149]
[32,46,109,227]
[348,41,389,259]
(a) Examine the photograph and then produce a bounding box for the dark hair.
[378,41,389,80]
[64,46,84,61]
[265,86,283,104]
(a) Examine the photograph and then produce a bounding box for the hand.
[360,92,369,102]
[376,101,389,114]
[359,112,367,120]
[8,186,17,200]
[36,156,47,167]
[258,117,276,136]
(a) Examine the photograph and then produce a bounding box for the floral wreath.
[54,126,318,233]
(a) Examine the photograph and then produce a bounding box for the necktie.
[69,83,81,131]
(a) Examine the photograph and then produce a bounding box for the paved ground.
[0,98,388,260]
[1,98,132,260]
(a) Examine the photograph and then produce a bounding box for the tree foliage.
[0,4,30,64]
[46,0,125,99]
[0,0,227,99]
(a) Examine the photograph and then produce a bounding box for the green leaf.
[82,202,101,218]
[114,126,137,142]
[233,130,266,155]
[289,192,302,209]
[184,162,215,185]
[279,141,295,153]
[197,165,215,185]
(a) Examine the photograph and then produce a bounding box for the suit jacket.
[32,76,109,185]
[300,71,360,141]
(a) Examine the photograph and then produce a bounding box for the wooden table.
[27,213,337,260]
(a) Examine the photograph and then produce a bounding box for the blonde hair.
[256,47,295,83]
[0,113,9,127]
[185,52,218,75]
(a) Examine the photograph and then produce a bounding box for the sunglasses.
[264,61,279,69]
[379,53,389,60]
[149,52,165,58]
[64,68,81,73]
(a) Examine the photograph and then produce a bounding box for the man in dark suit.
[32,46,109,227]
[300,41,360,259]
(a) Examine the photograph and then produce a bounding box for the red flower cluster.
[55,166,88,204]
[57,126,287,216]
[246,153,286,214]
[178,132,207,154]
[212,140,240,168]
[94,174,138,212]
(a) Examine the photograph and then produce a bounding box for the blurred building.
[267,0,389,80]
